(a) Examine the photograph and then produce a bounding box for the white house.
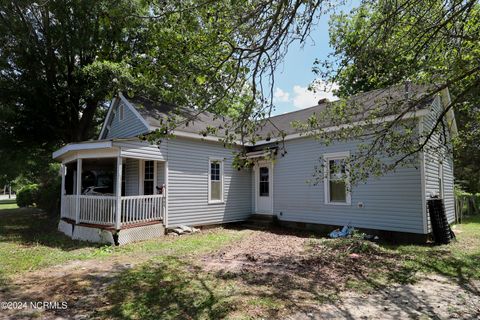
[53,84,457,244]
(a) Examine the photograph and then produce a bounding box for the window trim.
[208,157,224,204]
[324,151,351,206]
[139,160,157,195]
[438,160,444,199]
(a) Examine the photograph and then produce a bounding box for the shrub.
[16,184,39,207]
[36,163,61,216]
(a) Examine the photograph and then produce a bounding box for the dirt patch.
[0,254,148,320]
[1,228,479,319]
[201,228,308,272]
[201,230,399,290]
[290,274,480,319]
[201,229,480,319]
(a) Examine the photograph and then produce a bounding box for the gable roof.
[102,84,445,144]
[255,84,436,138]
[126,95,230,137]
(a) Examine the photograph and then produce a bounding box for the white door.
[256,161,273,214]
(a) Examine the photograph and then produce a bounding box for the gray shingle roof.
[255,84,435,138]
[127,84,435,140]
[128,96,229,137]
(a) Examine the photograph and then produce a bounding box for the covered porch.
[53,140,168,244]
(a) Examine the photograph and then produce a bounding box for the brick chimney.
[318,98,330,105]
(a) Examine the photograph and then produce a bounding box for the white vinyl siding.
[104,101,149,139]
[166,138,252,227]
[423,96,455,229]
[272,137,424,234]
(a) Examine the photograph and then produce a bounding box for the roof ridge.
[265,102,327,120]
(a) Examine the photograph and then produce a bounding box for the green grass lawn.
[393,215,480,280]
[0,198,18,210]
[1,206,479,319]
[101,216,480,319]
[0,207,245,287]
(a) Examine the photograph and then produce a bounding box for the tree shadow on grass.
[0,208,98,251]
[100,257,241,320]
[99,247,363,319]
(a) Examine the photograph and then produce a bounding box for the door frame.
[254,160,274,215]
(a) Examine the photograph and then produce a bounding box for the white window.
[139,160,157,195]
[324,152,351,205]
[208,158,224,203]
[119,103,125,121]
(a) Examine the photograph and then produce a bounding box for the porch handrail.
[121,194,163,226]
[61,194,164,227]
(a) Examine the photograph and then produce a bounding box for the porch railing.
[60,194,164,228]
[121,195,163,225]
[79,195,116,225]
[62,195,76,221]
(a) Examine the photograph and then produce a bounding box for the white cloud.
[292,82,339,109]
[273,87,290,103]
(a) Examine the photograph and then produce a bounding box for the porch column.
[75,159,82,224]
[60,163,66,218]
[115,156,122,230]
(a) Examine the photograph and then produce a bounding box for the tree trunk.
[75,100,98,141]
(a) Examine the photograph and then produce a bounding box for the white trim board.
[53,141,114,159]
[118,93,152,130]
[98,97,118,140]
[419,117,428,234]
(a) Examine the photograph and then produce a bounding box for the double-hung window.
[324,152,351,205]
[143,160,155,195]
[209,158,224,203]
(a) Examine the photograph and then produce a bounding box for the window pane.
[260,167,269,181]
[211,181,221,200]
[145,161,154,180]
[330,180,346,202]
[211,162,220,181]
[259,167,269,196]
[144,181,154,195]
[260,181,269,196]
[329,159,346,180]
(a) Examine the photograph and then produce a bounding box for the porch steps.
[241,214,276,230]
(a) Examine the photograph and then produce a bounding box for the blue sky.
[270,1,358,115]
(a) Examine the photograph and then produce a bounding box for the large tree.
[309,0,480,189]
[0,0,328,153]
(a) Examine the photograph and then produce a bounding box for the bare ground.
[1,228,479,319]
[202,228,480,319]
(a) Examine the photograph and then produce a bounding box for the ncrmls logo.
[30,301,68,310]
